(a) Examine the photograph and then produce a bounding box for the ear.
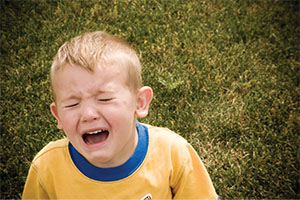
[135,86,153,118]
[50,102,63,130]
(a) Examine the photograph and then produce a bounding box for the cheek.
[121,99,137,117]
[104,101,136,123]
[60,111,78,130]
[122,93,138,110]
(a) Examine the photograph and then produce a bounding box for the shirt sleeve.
[22,163,49,199]
[171,143,218,200]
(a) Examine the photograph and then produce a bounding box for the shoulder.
[142,124,199,181]
[145,124,188,146]
[32,138,69,164]
[143,123,191,160]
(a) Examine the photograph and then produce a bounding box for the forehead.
[55,61,127,82]
[52,63,129,96]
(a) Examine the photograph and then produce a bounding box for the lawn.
[1,0,299,198]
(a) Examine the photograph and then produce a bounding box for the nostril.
[82,116,100,123]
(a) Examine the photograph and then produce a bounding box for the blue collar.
[68,122,149,182]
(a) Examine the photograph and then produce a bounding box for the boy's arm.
[22,164,49,199]
[171,143,218,200]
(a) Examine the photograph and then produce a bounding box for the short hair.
[50,31,142,99]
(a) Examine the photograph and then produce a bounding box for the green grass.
[1,0,299,199]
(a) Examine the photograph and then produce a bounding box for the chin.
[85,152,114,167]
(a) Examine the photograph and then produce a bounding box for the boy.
[23,31,218,199]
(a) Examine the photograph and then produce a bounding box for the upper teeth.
[86,130,105,135]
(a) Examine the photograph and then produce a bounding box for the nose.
[81,104,100,122]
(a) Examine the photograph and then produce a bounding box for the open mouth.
[82,130,109,145]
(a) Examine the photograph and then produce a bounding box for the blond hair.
[50,31,142,99]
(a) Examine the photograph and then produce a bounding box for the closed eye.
[65,103,79,108]
[99,98,114,102]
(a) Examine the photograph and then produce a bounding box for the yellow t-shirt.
[23,122,218,199]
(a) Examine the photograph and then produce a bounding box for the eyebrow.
[95,88,114,95]
[61,95,81,103]
[61,89,114,102]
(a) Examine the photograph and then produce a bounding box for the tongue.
[84,131,108,144]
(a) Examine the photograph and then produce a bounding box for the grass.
[1,0,299,199]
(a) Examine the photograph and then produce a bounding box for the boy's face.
[50,63,140,168]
